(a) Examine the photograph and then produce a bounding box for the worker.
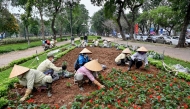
[10,65,53,102]
[103,39,108,47]
[94,39,99,47]
[115,48,131,66]
[37,52,62,81]
[74,48,92,71]
[74,60,105,90]
[128,46,148,71]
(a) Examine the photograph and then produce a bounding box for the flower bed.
[1,41,190,108]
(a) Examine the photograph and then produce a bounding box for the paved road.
[103,37,190,62]
[0,37,189,68]
[0,39,75,68]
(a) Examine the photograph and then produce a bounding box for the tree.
[29,17,39,36]
[123,0,143,39]
[150,6,178,36]
[21,14,30,45]
[169,0,190,47]
[0,8,19,35]
[91,8,107,35]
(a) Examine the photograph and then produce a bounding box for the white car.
[169,36,188,45]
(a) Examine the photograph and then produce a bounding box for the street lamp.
[64,0,80,44]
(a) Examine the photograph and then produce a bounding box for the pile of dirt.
[10,47,159,107]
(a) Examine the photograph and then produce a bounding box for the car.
[155,36,171,44]
[169,36,189,45]
[141,35,148,41]
[125,34,130,40]
[146,36,159,43]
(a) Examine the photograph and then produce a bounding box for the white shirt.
[95,40,99,46]
[103,40,108,46]
[37,59,62,73]
[115,53,126,63]
[131,52,148,65]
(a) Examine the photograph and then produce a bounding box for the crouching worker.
[128,46,148,71]
[74,60,105,90]
[37,52,62,81]
[74,48,92,71]
[9,65,53,102]
[115,48,131,66]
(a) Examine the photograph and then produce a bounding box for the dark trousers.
[129,59,143,69]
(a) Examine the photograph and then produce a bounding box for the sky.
[80,0,102,17]
[7,0,102,17]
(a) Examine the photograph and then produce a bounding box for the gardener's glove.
[14,83,24,89]
[19,89,32,102]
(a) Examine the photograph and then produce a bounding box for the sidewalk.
[103,37,190,62]
[0,39,78,68]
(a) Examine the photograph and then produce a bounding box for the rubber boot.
[128,60,134,71]
[46,83,52,97]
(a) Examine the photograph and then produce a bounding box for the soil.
[8,47,159,108]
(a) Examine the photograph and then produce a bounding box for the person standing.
[115,48,131,66]
[128,46,148,71]
[84,34,88,43]
[10,65,53,101]
[37,52,62,81]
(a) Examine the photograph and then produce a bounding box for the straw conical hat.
[122,48,131,54]
[9,65,30,78]
[137,46,148,52]
[84,60,102,71]
[80,48,92,54]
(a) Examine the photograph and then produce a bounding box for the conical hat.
[122,48,131,54]
[9,65,30,78]
[80,48,92,54]
[84,60,102,71]
[137,46,148,52]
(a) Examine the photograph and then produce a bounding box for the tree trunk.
[39,8,45,40]
[121,10,131,39]
[177,3,190,47]
[60,24,63,40]
[25,26,30,46]
[51,14,57,40]
[117,9,125,40]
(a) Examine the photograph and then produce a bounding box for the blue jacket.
[78,54,89,67]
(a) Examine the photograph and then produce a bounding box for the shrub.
[0,97,8,108]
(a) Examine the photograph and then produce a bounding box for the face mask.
[51,59,54,62]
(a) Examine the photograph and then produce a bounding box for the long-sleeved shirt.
[76,66,95,81]
[18,69,52,89]
[94,41,99,46]
[78,54,90,67]
[103,40,108,46]
[115,53,126,63]
[131,52,148,65]
[37,59,62,73]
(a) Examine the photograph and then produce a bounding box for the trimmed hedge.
[0,41,80,108]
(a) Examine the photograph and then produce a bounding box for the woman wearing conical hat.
[9,65,53,102]
[128,46,149,71]
[74,60,105,90]
[115,48,131,66]
[74,48,92,71]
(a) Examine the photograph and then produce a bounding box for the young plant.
[66,82,71,88]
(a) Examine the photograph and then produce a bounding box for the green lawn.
[0,37,72,54]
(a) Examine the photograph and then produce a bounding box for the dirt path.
[103,37,190,62]
[0,39,78,68]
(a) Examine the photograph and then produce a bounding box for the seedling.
[66,82,71,88]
